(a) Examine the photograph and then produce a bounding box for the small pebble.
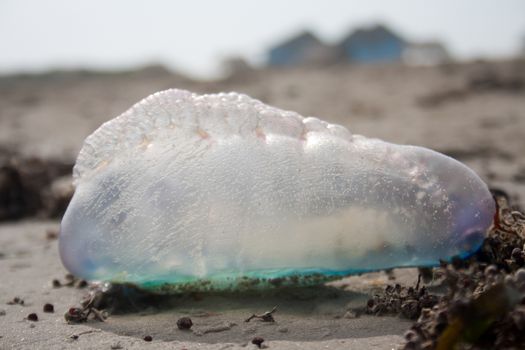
[43,303,54,313]
[76,280,88,288]
[143,335,153,342]
[52,279,61,288]
[27,313,38,321]
[7,297,24,305]
[177,316,193,330]
[251,336,264,348]
[45,229,59,240]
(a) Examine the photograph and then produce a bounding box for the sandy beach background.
[1,59,524,349]
[1,59,524,204]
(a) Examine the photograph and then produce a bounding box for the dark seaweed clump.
[0,149,73,221]
[395,190,525,350]
[366,280,439,320]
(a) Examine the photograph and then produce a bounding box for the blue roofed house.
[268,30,338,67]
[340,25,407,63]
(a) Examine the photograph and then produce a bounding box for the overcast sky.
[1,0,524,78]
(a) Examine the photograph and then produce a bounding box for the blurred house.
[268,30,339,66]
[339,25,407,63]
[402,42,451,66]
[266,24,453,67]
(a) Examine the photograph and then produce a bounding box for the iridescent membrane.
[59,89,495,291]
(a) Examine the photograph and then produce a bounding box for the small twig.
[69,329,101,339]
[244,306,278,323]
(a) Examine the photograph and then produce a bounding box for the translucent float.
[59,89,495,291]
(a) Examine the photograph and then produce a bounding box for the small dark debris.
[52,279,61,288]
[65,307,86,323]
[143,335,153,342]
[45,229,58,240]
[43,303,54,313]
[54,273,89,289]
[64,293,107,324]
[366,276,438,320]
[7,297,24,305]
[177,316,193,330]
[27,313,38,321]
[70,334,79,340]
[251,336,265,348]
[76,279,88,288]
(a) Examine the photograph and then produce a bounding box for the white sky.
[1,0,524,78]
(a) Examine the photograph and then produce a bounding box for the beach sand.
[0,220,413,349]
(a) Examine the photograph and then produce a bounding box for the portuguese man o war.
[59,89,495,291]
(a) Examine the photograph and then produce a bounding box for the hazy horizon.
[1,0,524,78]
